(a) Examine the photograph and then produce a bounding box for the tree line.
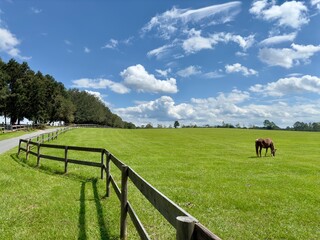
[0,58,135,128]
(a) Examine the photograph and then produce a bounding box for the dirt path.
[0,128,60,154]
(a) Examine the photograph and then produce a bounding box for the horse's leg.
[259,146,262,157]
[265,147,268,156]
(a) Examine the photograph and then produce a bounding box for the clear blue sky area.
[1,0,320,127]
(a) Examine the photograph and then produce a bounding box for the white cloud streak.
[182,31,255,54]
[177,65,201,77]
[72,78,130,94]
[259,32,297,46]
[141,2,241,39]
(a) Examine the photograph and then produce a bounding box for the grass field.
[0,128,319,239]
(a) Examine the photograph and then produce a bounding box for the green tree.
[174,120,180,128]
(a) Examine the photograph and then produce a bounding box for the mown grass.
[1,128,319,239]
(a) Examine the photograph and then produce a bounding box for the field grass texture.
[0,128,319,239]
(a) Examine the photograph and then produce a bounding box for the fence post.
[26,140,30,161]
[100,150,104,179]
[106,153,111,197]
[64,146,68,173]
[176,216,196,240]
[41,134,44,143]
[37,143,41,167]
[120,165,128,240]
[18,139,22,155]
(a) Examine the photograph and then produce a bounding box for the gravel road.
[0,129,60,154]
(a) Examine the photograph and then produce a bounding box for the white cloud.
[259,32,297,46]
[311,0,320,9]
[177,65,201,77]
[225,63,258,76]
[72,78,130,94]
[114,87,320,128]
[102,39,118,49]
[64,40,72,45]
[0,27,29,60]
[250,0,309,29]
[147,43,177,59]
[182,31,255,54]
[249,75,320,97]
[141,2,241,39]
[31,7,42,14]
[120,64,178,94]
[84,47,90,53]
[156,68,172,77]
[115,96,194,122]
[259,43,320,68]
[202,71,224,79]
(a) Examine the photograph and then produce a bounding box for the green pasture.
[0,130,34,141]
[0,128,319,239]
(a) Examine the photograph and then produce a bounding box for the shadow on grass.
[11,153,117,240]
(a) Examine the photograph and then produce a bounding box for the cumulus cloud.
[225,63,258,76]
[0,27,30,60]
[177,65,201,77]
[182,31,255,54]
[259,43,320,68]
[115,96,194,121]
[72,78,130,94]
[259,32,297,46]
[249,0,309,29]
[114,86,320,128]
[141,2,241,39]
[120,64,178,94]
[249,75,320,97]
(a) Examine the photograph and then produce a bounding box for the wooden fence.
[17,134,221,240]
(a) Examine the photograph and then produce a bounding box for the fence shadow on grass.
[11,153,115,240]
[78,179,112,240]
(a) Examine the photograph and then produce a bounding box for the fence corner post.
[120,165,128,240]
[176,216,196,240]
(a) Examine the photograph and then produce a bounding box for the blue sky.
[1,0,320,127]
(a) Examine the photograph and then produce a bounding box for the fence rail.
[18,132,221,240]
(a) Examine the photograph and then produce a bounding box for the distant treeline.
[0,58,135,128]
[143,119,320,132]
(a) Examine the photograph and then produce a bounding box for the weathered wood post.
[36,143,41,167]
[100,149,104,179]
[18,139,22,155]
[106,152,111,197]
[26,140,30,161]
[176,216,196,240]
[41,134,44,143]
[64,146,68,173]
[120,165,128,240]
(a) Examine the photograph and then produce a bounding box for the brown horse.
[255,138,276,157]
